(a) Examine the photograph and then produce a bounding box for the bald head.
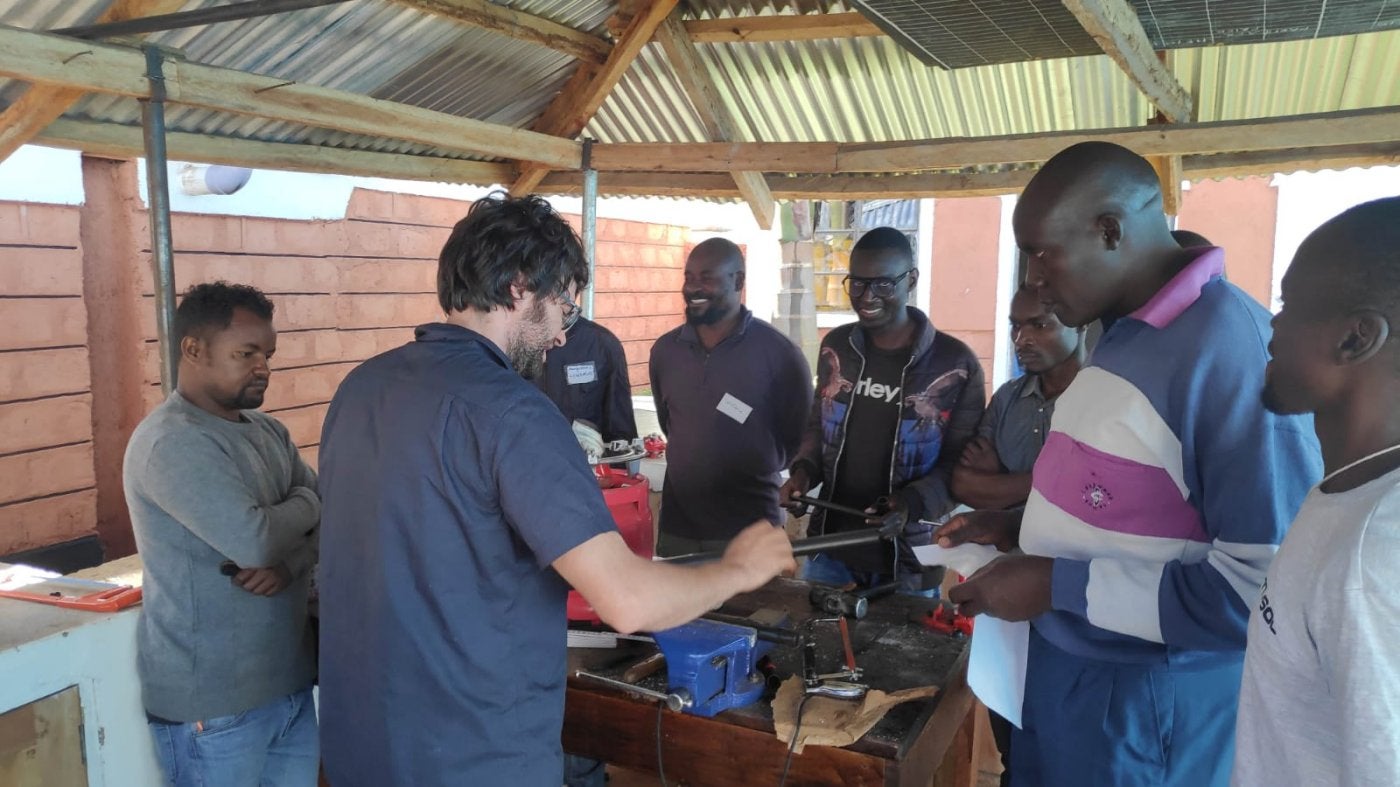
[683,236,746,327]
[1293,196,1400,322]
[1017,142,1164,230]
[1263,197,1400,418]
[688,237,745,275]
[1012,142,1186,327]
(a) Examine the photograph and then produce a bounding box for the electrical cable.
[778,693,814,787]
[656,701,668,787]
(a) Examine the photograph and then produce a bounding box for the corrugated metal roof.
[851,0,1399,69]
[589,23,1400,146]
[0,0,1396,180]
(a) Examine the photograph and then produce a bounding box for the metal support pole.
[141,47,179,396]
[581,138,598,320]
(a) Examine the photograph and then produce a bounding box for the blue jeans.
[148,687,319,787]
[800,552,940,598]
[564,754,607,787]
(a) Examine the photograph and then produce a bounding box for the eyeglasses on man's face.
[557,289,581,330]
[843,268,915,298]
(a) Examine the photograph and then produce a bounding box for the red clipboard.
[0,576,143,612]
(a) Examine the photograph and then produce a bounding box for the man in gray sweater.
[124,282,319,787]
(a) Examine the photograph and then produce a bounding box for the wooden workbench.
[564,577,981,786]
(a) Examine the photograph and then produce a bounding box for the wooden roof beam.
[393,0,612,64]
[1062,0,1192,122]
[586,107,1400,173]
[1182,144,1400,179]
[684,12,882,44]
[510,0,680,196]
[0,0,187,163]
[36,118,514,184]
[537,169,1034,200]
[0,24,580,169]
[539,140,1400,199]
[654,14,773,229]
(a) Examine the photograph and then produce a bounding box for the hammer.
[808,579,902,620]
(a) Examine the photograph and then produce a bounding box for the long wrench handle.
[572,670,692,712]
[794,494,874,519]
[659,528,887,565]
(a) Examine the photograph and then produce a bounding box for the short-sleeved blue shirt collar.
[414,321,509,365]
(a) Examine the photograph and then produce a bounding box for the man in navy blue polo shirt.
[649,238,813,556]
[316,194,796,787]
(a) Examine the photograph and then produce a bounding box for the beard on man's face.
[511,345,547,379]
[233,386,267,410]
[508,297,552,379]
[684,305,724,326]
[218,380,267,412]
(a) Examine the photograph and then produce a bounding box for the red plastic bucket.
[567,472,654,623]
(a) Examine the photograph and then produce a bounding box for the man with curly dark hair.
[317,193,795,786]
[124,281,321,786]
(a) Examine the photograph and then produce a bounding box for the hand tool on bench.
[658,502,907,566]
[800,617,868,699]
[808,579,902,620]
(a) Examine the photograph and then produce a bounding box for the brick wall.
[573,217,688,392]
[1176,176,1278,308]
[0,184,689,557]
[0,202,98,556]
[929,196,1004,402]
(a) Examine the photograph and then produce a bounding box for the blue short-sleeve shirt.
[317,323,615,787]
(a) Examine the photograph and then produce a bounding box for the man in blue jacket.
[781,227,985,592]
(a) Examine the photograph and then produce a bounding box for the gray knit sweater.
[124,391,319,721]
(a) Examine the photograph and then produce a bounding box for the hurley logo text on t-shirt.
[853,377,901,403]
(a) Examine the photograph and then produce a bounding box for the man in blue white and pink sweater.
[938,142,1322,785]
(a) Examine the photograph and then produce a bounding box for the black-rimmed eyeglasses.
[843,268,915,298]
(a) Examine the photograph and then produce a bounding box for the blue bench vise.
[651,618,773,718]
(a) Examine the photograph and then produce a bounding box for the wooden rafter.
[1148,154,1183,215]
[684,12,882,44]
[36,119,515,185]
[585,107,1400,173]
[654,14,773,229]
[537,170,1034,199]
[510,0,680,195]
[1062,0,1192,122]
[393,0,612,64]
[0,0,187,163]
[33,118,1397,199]
[0,24,580,169]
[537,140,1400,199]
[1182,144,1400,179]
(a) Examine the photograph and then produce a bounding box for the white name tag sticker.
[716,393,753,424]
[566,362,597,385]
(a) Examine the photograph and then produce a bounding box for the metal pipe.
[56,0,350,39]
[794,494,874,520]
[572,671,691,712]
[700,613,802,647]
[581,138,597,319]
[659,527,890,565]
[140,47,179,396]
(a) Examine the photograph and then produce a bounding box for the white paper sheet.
[910,543,1029,728]
[910,542,1002,577]
[967,616,1029,728]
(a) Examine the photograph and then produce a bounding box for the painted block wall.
[0,174,1285,557]
[0,187,689,557]
[0,202,99,557]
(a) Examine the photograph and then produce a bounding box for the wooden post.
[78,156,147,558]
